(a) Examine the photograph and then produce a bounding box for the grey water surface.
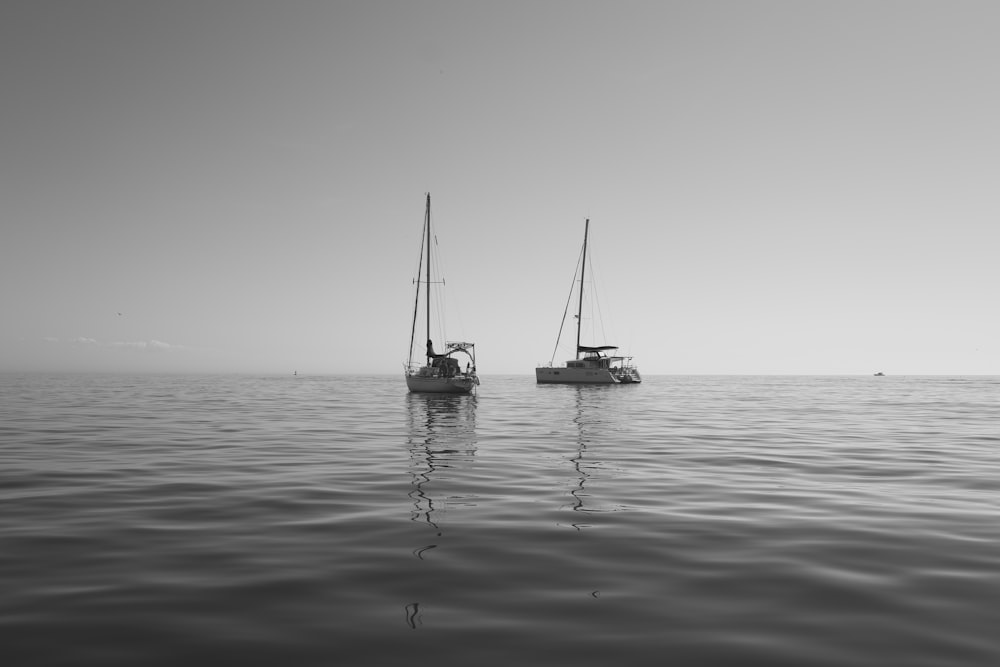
[2,373,998,666]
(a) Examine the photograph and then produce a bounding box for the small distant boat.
[874,372,885,376]
[405,194,479,394]
[535,219,641,385]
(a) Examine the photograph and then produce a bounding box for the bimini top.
[578,345,618,354]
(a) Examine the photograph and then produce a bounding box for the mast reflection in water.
[566,385,628,530]
[404,392,478,628]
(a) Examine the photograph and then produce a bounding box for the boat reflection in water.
[564,385,624,531]
[403,392,478,628]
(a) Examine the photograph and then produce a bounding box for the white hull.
[406,373,477,394]
[535,366,641,384]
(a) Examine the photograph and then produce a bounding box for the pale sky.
[2,0,998,375]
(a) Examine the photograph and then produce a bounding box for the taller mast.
[425,193,432,364]
[575,219,589,360]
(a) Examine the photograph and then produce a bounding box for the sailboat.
[535,219,641,384]
[405,193,479,394]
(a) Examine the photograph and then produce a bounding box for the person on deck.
[426,339,442,359]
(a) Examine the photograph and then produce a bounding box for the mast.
[425,193,432,366]
[407,199,427,371]
[575,219,589,360]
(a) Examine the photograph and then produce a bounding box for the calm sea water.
[2,373,998,666]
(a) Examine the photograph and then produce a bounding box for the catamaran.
[405,194,479,394]
[535,219,641,384]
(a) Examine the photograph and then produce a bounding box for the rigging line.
[436,229,471,345]
[428,218,456,346]
[430,226,463,344]
[550,238,586,363]
[582,225,617,350]
[434,280,447,346]
[428,203,444,345]
[588,244,609,347]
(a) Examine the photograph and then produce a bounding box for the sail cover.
[578,345,618,353]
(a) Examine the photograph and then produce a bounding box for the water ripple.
[1,373,998,665]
